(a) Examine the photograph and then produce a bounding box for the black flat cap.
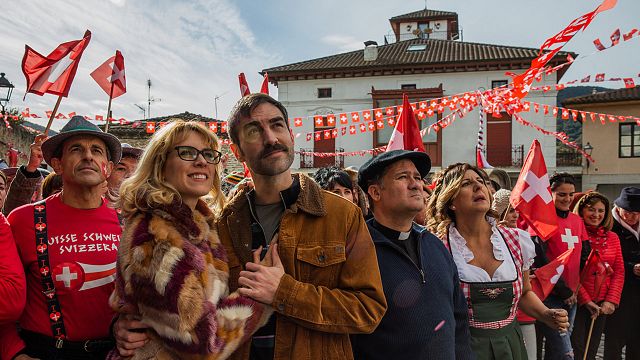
[358,150,431,192]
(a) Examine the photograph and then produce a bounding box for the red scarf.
[585,224,608,249]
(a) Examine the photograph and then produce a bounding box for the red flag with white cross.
[90,50,126,99]
[146,122,156,134]
[22,30,92,98]
[510,139,558,240]
[530,248,574,300]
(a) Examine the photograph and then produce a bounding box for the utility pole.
[146,79,161,119]
[147,79,152,119]
[213,91,227,119]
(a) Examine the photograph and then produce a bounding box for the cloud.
[321,35,364,52]
[0,0,278,130]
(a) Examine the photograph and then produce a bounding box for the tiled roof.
[104,112,228,139]
[562,86,640,105]
[389,9,457,21]
[263,38,570,74]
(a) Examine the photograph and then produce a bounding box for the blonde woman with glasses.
[108,120,272,359]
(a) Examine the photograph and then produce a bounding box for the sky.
[0,0,638,129]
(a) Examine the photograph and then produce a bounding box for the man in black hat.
[604,186,640,359]
[350,149,473,360]
[106,143,142,193]
[1,115,122,360]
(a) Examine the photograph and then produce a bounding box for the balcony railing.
[484,145,524,167]
[512,145,525,168]
[557,149,582,167]
[299,148,345,169]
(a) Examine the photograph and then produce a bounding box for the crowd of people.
[0,93,638,360]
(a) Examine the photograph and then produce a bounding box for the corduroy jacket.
[217,174,387,360]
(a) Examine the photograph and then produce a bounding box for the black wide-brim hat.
[614,186,640,212]
[42,116,122,166]
[121,143,143,159]
[358,150,431,192]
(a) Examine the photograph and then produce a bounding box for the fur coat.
[108,199,272,359]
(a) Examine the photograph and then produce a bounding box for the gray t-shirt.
[255,203,284,245]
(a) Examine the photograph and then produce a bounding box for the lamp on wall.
[583,142,594,171]
[0,73,14,116]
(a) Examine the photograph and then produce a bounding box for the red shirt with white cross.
[535,212,587,291]
[1,192,120,356]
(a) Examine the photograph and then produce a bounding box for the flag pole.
[581,264,607,360]
[104,82,114,133]
[44,95,63,136]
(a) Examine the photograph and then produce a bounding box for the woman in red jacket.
[570,192,625,360]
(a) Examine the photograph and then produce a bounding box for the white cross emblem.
[561,229,579,249]
[521,171,552,204]
[551,265,565,284]
[109,62,125,86]
[56,266,78,288]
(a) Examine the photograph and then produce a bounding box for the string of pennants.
[593,27,639,51]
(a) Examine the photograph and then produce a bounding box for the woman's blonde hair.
[573,191,613,231]
[426,163,496,239]
[118,120,225,217]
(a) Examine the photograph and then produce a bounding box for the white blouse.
[448,218,536,283]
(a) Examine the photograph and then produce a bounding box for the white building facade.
[264,9,572,174]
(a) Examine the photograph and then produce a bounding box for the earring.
[450,205,456,210]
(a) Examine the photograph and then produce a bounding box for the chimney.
[363,40,378,62]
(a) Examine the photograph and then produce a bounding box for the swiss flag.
[623,78,635,88]
[326,114,336,126]
[238,73,250,96]
[90,50,126,99]
[510,139,558,240]
[146,122,156,134]
[530,248,574,301]
[260,72,269,94]
[22,30,91,98]
[593,39,606,51]
[595,73,605,82]
[293,117,303,127]
[386,94,425,152]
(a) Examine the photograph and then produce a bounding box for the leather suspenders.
[33,200,67,348]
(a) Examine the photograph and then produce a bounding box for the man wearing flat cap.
[0,116,122,360]
[604,186,640,359]
[350,149,473,359]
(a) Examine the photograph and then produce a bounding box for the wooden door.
[314,116,335,168]
[486,113,512,166]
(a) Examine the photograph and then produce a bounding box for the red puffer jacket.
[578,229,625,306]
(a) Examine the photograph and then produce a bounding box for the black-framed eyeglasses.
[174,146,222,164]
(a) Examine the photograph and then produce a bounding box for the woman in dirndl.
[427,163,569,360]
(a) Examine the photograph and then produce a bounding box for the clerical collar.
[371,218,412,241]
[556,208,569,219]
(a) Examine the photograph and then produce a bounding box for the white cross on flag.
[530,248,574,301]
[510,139,558,239]
[90,50,126,99]
[22,30,92,98]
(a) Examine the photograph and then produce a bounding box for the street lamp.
[0,72,15,115]
[583,142,594,172]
